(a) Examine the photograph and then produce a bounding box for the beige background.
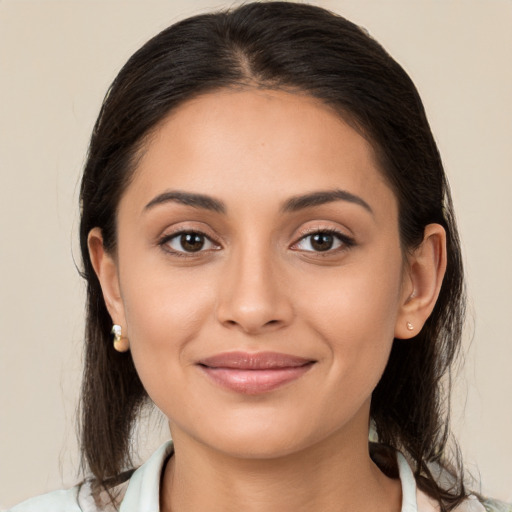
[1,0,511,508]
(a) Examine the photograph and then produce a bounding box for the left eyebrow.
[281,189,374,215]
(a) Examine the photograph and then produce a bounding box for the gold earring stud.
[406,321,414,331]
[111,324,130,352]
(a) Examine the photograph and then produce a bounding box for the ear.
[394,224,447,339]
[87,228,127,334]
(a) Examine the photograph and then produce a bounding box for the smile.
[197,351,316,395]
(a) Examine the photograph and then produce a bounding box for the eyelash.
[158,228,355,257]
[158,230,220,257]
[291,228,355,255]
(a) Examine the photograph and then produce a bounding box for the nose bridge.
[216,233,292,333]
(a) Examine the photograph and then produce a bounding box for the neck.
[160,422,401,512]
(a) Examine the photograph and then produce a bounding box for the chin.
[181,406,355,461]
[207,430,313,460]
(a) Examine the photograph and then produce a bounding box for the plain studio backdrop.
[0,0,511,508]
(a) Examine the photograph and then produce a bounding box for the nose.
[215,243,294,335]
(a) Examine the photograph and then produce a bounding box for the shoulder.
[6,477,131,512]
[6,441,173,512]
[395,450,511,512]
[416,488,511,512]
[449,495,491,512]
[478,497,512,512]
[6,476,133,512]
[7,486,82,512]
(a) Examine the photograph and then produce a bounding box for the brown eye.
[180,233,205,252]
[164,231,217,254]
[310,233,334,251]
[293,230,354,253]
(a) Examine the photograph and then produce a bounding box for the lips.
[197,351,315,394]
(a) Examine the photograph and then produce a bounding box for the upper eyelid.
[293,225,353,241]
[159,223,219,241]
[296,227,345,236]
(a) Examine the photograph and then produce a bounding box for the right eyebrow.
[144,190,226,214]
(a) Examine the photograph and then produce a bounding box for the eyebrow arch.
[281,189,374,215]
[144,190,226,213]
[144,188,373,216]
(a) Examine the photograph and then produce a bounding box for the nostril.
[216,287,294,333]
[220,317,284,334]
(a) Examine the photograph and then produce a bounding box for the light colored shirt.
[8,441,507,512]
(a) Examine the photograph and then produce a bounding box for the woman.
[9,2,510,511]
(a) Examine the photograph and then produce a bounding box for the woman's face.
[97,89,416,458]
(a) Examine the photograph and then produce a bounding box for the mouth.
[197,351,316,395]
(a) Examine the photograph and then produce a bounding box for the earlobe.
[395,224,447,339]
[87,228,127,335]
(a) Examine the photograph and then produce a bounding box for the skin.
[89,89,447,512]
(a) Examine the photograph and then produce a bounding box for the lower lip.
[199,364,314,395]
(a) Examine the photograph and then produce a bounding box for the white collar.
[397,451,420,512]
[120,441,172,512]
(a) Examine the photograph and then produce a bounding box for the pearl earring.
[406,321,414,331]
[111,324,130,352]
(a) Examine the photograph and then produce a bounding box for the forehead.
[121,88,395,217]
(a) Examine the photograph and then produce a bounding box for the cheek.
[295,250,404,393]
[300,249,403,330]
[118,260,216,387]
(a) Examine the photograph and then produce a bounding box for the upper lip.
[198,351,315,370]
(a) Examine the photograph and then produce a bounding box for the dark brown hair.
[79,2,466,509]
